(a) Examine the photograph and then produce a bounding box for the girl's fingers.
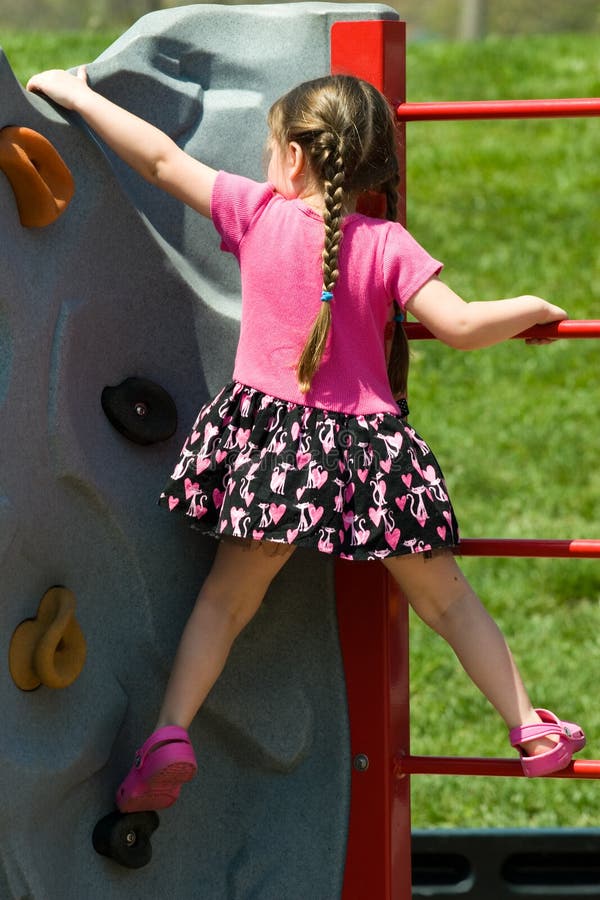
[24,69,89,109]
[26,70,60,95]
[26,74,41,93]
[77,65,88,83]
[545,303,568,322]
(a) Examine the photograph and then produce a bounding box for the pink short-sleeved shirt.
[210,171,442,415]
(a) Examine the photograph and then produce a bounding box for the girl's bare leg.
[382,549,557,757]
[155,536,296,731]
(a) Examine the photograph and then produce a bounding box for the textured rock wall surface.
[0,4,396,897]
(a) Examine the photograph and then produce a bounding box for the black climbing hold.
[101,377,177,445]
[92,809,160,869]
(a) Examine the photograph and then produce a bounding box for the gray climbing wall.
[0,4,398,897]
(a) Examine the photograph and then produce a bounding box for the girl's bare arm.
[405,277,567,350]
[27,68,217,218]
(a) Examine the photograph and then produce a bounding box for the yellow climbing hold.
[9,586,86,690]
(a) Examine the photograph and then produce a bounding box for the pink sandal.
[509,708,586,777]
[116,726,197,812]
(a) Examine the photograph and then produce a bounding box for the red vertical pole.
[331,19,412,900]
[330,19,407,224]
[335,563,411,900]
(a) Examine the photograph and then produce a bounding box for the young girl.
[27,67,585,811]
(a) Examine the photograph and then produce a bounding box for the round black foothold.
[101,377,177,445]
[92,809,160,869]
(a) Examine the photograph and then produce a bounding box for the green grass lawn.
[2,29,599,829]
[405,34,600,828]
[0,30,120,82]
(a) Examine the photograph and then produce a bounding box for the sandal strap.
[135,725,191,768]
[510,721,563,747]
[537,708,584,740]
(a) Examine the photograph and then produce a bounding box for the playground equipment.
[101,377,178,445]
[0,6,389,897]
[9,586,86,690]
[1,4,598,897]
[331,18,600,899]
[0,125,74,226]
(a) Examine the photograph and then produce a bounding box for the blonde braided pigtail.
[268,75,404,396]
[296,141,345,395]
[321,148,345,293]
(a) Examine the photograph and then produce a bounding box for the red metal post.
[331,20,412,900]
[331,20,407,224]
[397,96,600,121]
[458,538,600,559]
[405,320,600,341]
[335,563,410,899]
[397,755,600,778]
[330,19,600,900]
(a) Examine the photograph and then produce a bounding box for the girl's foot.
[510,708,585,777]
[116,725,197,812]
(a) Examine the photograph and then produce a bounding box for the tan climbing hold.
[9,586,86,690]
[0,126,75,227]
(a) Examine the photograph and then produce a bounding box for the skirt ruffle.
[158,380,459,561]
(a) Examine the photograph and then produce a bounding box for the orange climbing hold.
[9,586,87,690]
[0,126,74,227]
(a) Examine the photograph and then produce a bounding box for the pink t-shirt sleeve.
[382,222,443,309]
[210,170,274,256]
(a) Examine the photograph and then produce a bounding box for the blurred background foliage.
[0,0,598,36]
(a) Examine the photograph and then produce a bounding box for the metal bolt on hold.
[125,831,137,846]
[353,753,369,772]
[135,402,148,417]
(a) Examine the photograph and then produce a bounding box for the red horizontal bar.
[457,539,600,559]
[518,320,600,340]
[395,755,600,780]
[405,320,600,341]
[397,97,600,121]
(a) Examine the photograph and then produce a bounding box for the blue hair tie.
[394,312,405,322]
[321,291,334,303]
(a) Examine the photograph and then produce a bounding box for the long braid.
[321,147,345,292]
[297,139,345,394]
[269,75,403,396]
